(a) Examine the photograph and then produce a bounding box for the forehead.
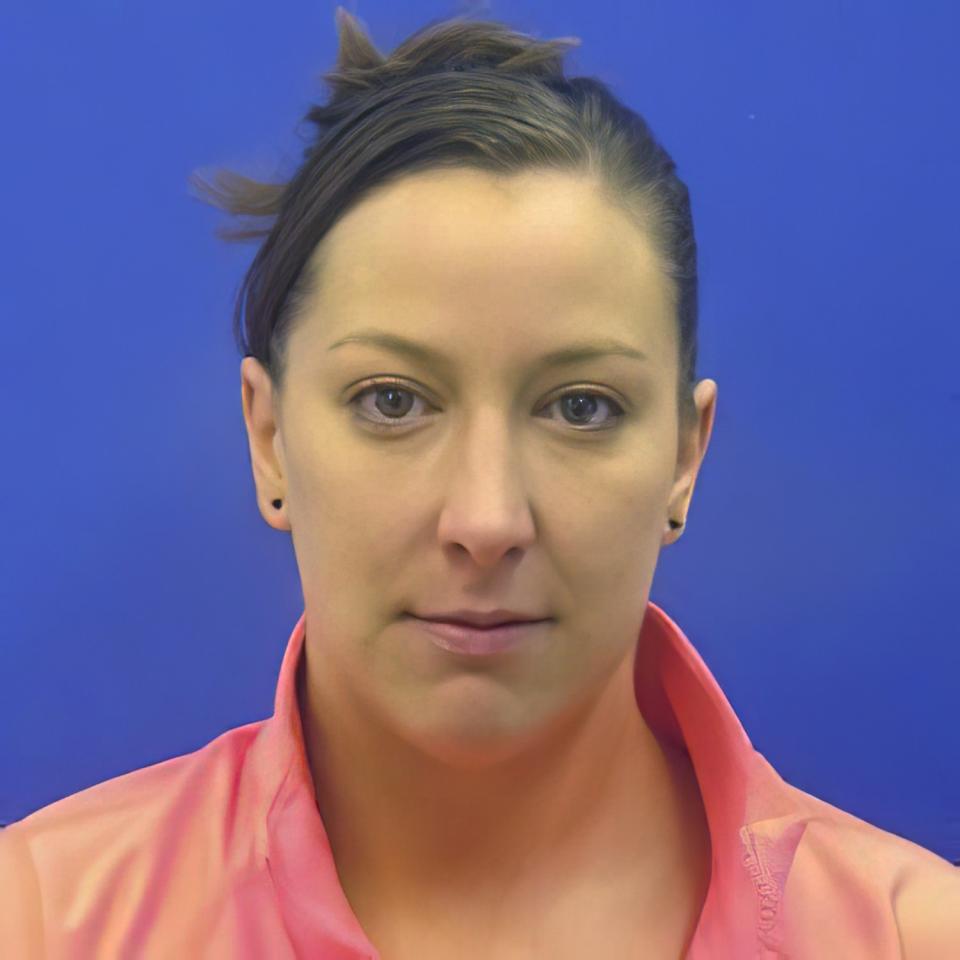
[323,169,669,306]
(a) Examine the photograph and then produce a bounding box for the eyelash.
[346,378,627,433]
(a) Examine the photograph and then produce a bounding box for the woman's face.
[241,167,716,766]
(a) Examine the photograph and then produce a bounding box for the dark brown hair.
[189,7,700,431]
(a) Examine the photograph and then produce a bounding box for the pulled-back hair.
[189,7,701,431]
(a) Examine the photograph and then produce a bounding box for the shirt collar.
[249,601,807,958]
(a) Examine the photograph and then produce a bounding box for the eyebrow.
[327,327,648,369]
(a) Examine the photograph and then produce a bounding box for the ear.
[240,356,289,531]
[664,379,717,543]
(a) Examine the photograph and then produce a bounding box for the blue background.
[2,1,958,864]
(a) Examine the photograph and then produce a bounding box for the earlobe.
[663,515,687,546]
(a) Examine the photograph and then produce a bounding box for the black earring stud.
[272,498,282,509]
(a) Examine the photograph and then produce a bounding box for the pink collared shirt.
[2,601,958,958]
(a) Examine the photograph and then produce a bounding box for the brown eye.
[350,382,432,425]
[553,391,625,427]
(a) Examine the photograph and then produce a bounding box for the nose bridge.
[455,399,527,499]
[435,395,543,540]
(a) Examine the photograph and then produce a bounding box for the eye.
[346,379,626,432]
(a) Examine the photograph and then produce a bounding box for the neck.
[297,640,711,928]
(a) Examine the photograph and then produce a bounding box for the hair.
[189,7,700,432]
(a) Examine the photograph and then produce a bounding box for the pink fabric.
[1,600,956,957]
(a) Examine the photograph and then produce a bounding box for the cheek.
[567,460,667,549]
[553,470,666,613]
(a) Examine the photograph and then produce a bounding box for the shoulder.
[8,720,264,839]
[0,721,265,915]
[764,776,960,956]
[0,824,44,954]
[0,720,281,957]
[893,855,960,959]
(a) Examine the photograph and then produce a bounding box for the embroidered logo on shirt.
[739,819,809,956]
[740,825,782,934]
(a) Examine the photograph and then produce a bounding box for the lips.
[410,608,550,628]
[436,619,535,630]
[410,616,551,656]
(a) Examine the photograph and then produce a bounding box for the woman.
[1,8,957,958]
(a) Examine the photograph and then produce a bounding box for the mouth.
[404,614,552,656]
[418,617,546,630]
[406,609,551,629]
